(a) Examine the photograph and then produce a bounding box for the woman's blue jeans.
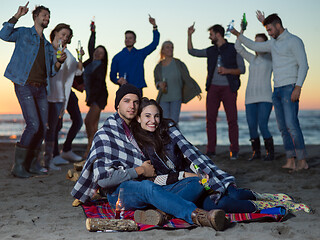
[160,100,182,123]
[245,102,272,140]
[202,185,256,213]
[107,177,203,224]
[272,84,307,160]
[14,83,48,149]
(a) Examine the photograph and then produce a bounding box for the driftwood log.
[74,160,86,171]
[86,218,138,232]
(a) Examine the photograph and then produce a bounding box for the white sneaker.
[49,161,61,171]
[52,155,69,165]
[61,150,82,162]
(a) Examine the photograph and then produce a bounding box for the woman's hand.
[158,81,167,91]
[256,10,265,23]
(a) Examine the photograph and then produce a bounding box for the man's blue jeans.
[14,83,48,149]
[202,185,256,213]
[272,84,307,160]
[245,102,273,140]
[160,100,182,124]
[45,102,64,143]
[107,177,203,224]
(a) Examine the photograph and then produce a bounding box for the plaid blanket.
[72,112,235,203]
[82,199,286,231]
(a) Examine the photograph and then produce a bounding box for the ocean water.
[0,110,319,146]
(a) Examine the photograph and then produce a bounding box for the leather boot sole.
[207,209,226,231]
[134,209,165,226]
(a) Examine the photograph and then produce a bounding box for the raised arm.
[0,2,29,42]
[256,10,265,24]
[187,23,207,57]
[88,24,96,59]
[140,15,160,57]
[187,22,195,51]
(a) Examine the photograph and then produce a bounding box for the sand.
[0,142,319,240]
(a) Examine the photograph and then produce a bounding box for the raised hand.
[188,22,195,36]
[256,10,265,23]
[14,1,29,19]
[148,14,156,27]
[230,27,240,37]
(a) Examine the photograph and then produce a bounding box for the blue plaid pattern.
[71,113,235,203]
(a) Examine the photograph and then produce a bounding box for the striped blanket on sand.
[81,199,287,231]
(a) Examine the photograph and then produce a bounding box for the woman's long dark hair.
[95,45,108,71]
[131,97,174,159]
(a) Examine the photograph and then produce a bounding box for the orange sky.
[0,0,319,114]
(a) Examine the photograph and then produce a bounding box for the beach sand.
[0,142,319,240]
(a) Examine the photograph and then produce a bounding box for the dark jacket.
[83,31,108,110]
[206,41,241,92]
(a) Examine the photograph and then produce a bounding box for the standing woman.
[83,21,108,158]
[154,41,201,123]
[43,23,84,171]
[232,26,274,161]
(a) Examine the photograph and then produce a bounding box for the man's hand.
[137,160,155,177]
[188,22,195,36]
[117,77,128,86]
[291,86,301,102]
[14,1,29,19]
[218,66,229,75]
[256,10,265,24]
[148,14,156,27]
[230,28,240,37]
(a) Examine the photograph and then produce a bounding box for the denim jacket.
[0,22,57,86]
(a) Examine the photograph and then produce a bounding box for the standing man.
[188,24,245,160]
[232,13,309,171]
[110,15,160,96]
[0,3,66,178]
[71,83,227,231]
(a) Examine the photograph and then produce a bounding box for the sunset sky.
[0,0,319,114]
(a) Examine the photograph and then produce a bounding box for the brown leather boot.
[191,208,226,231]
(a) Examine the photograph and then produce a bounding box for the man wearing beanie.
[71,83,227,231]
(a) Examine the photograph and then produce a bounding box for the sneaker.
[52,155,69,165]
[230,151,238,160]
[206,151,216,158]
[48,161,61,171]
[61,150,82,162]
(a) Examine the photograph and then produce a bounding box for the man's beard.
[41,22,48,29]
[211,39,217,45]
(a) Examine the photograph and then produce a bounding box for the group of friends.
[0,2,310,231]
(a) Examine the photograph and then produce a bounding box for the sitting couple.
[71,84,308,231]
